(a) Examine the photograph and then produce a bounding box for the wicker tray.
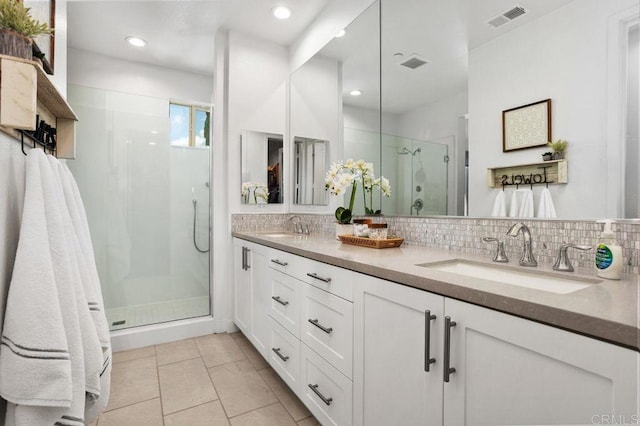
[338,234,404,249]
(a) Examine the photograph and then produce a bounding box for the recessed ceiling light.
[350,90,362,96]
[334,29,346,38]
[126,36,147,47]
[272,6,291,19]
[393,52,404,57]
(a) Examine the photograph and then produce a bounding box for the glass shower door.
[67,85,211,331]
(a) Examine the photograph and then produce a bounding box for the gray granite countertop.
[233,231,640,352]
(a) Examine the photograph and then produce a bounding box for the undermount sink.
[417,259,600,294]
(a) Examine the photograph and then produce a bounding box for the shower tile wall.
[231,214,639,274]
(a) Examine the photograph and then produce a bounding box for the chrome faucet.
[506,222,537,267]
[289,215,302,234]
[481,237,509,263]
[553,243,592,272]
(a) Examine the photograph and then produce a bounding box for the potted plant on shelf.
[325,159,391,238]
[0,0,52,61]
[542,152,553,161]
[548,139,568,160]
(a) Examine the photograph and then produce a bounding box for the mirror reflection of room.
[241,130,283,204]
[294,137,329,206]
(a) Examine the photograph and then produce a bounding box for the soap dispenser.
[595,220,622,280]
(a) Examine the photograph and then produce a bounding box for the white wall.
[289,0,377,72]
[468,0,637,219]
[67,48,212,104]
[225,31,289,213]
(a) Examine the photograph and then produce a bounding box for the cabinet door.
[233,239,251,334]
[353,276,444,426]
[249,243,270,357]
[443,298,640,426]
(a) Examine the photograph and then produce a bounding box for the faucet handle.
[553,243,593,272]
[482,237,509,263]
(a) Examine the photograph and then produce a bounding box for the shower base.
[106,295,210,331]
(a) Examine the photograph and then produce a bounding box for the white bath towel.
[0,141,27,338]
[0,149,72,426]
[537,188,557,218]
[509,189,534,218]
[51,157,112,421]
[490,190,507,217]
[46,157,105,403]
[518,189,535,218]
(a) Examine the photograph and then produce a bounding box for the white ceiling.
[68,0,577,112]
[67,0,329,76]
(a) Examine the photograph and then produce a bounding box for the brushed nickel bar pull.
[306,272,331,283]
[241,247,247,270]
[424,310,436,372]
[272,347,289,362]
[308,384,333,406]
[271,259,288,267]
[245,248,250,269]
[271,296,289,306]
[444,316,457,383]
[308,318,333,334]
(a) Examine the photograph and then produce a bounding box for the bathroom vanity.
[232,232,639,426]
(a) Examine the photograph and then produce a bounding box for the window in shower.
[67,86,211,331]
[170,102,211,148]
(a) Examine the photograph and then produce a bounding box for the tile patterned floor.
[90,332,320,426]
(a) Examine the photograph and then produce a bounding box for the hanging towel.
[508,190,521,217]
[0,149,72,426]
[51,157,112,421]
[0,141,27,338]
[46,157,105,408]
[518,189,535,218]
[490,190,507,217]
[537,187,557,218]
[509,189,534,218]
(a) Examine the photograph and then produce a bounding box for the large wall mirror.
[241,130,283,204]
[294,137,329,205]
[291,0,639,219]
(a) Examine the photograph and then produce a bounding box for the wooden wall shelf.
[487,159,567,188]
[0,54,77,158]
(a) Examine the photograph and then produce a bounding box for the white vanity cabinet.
[353,277,640,426]
[443,298,639,426]
[232,239,270,357]
[265,246,355,426]
[353,276,445,426]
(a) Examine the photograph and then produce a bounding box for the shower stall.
[67,86,211,333]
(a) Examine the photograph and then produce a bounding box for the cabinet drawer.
[299,257,354,302]
[302,284,353,378]
[301,344,353,426]
[267,248,297,275]
[268,317,301,393]
[269,269,302,338]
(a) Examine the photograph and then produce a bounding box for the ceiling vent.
[488,5,527,28]
[399,54,429,70]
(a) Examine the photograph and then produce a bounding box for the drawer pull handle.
[424,310,436,372]
[271,259,288,267]
[308,384,333,406]
[271,296,289,306]
[272,347,289,362]
[444,316,457,383]
[308,318,333,334]
[306,272,331,283]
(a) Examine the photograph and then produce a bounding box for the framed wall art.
[502,99,551,152]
